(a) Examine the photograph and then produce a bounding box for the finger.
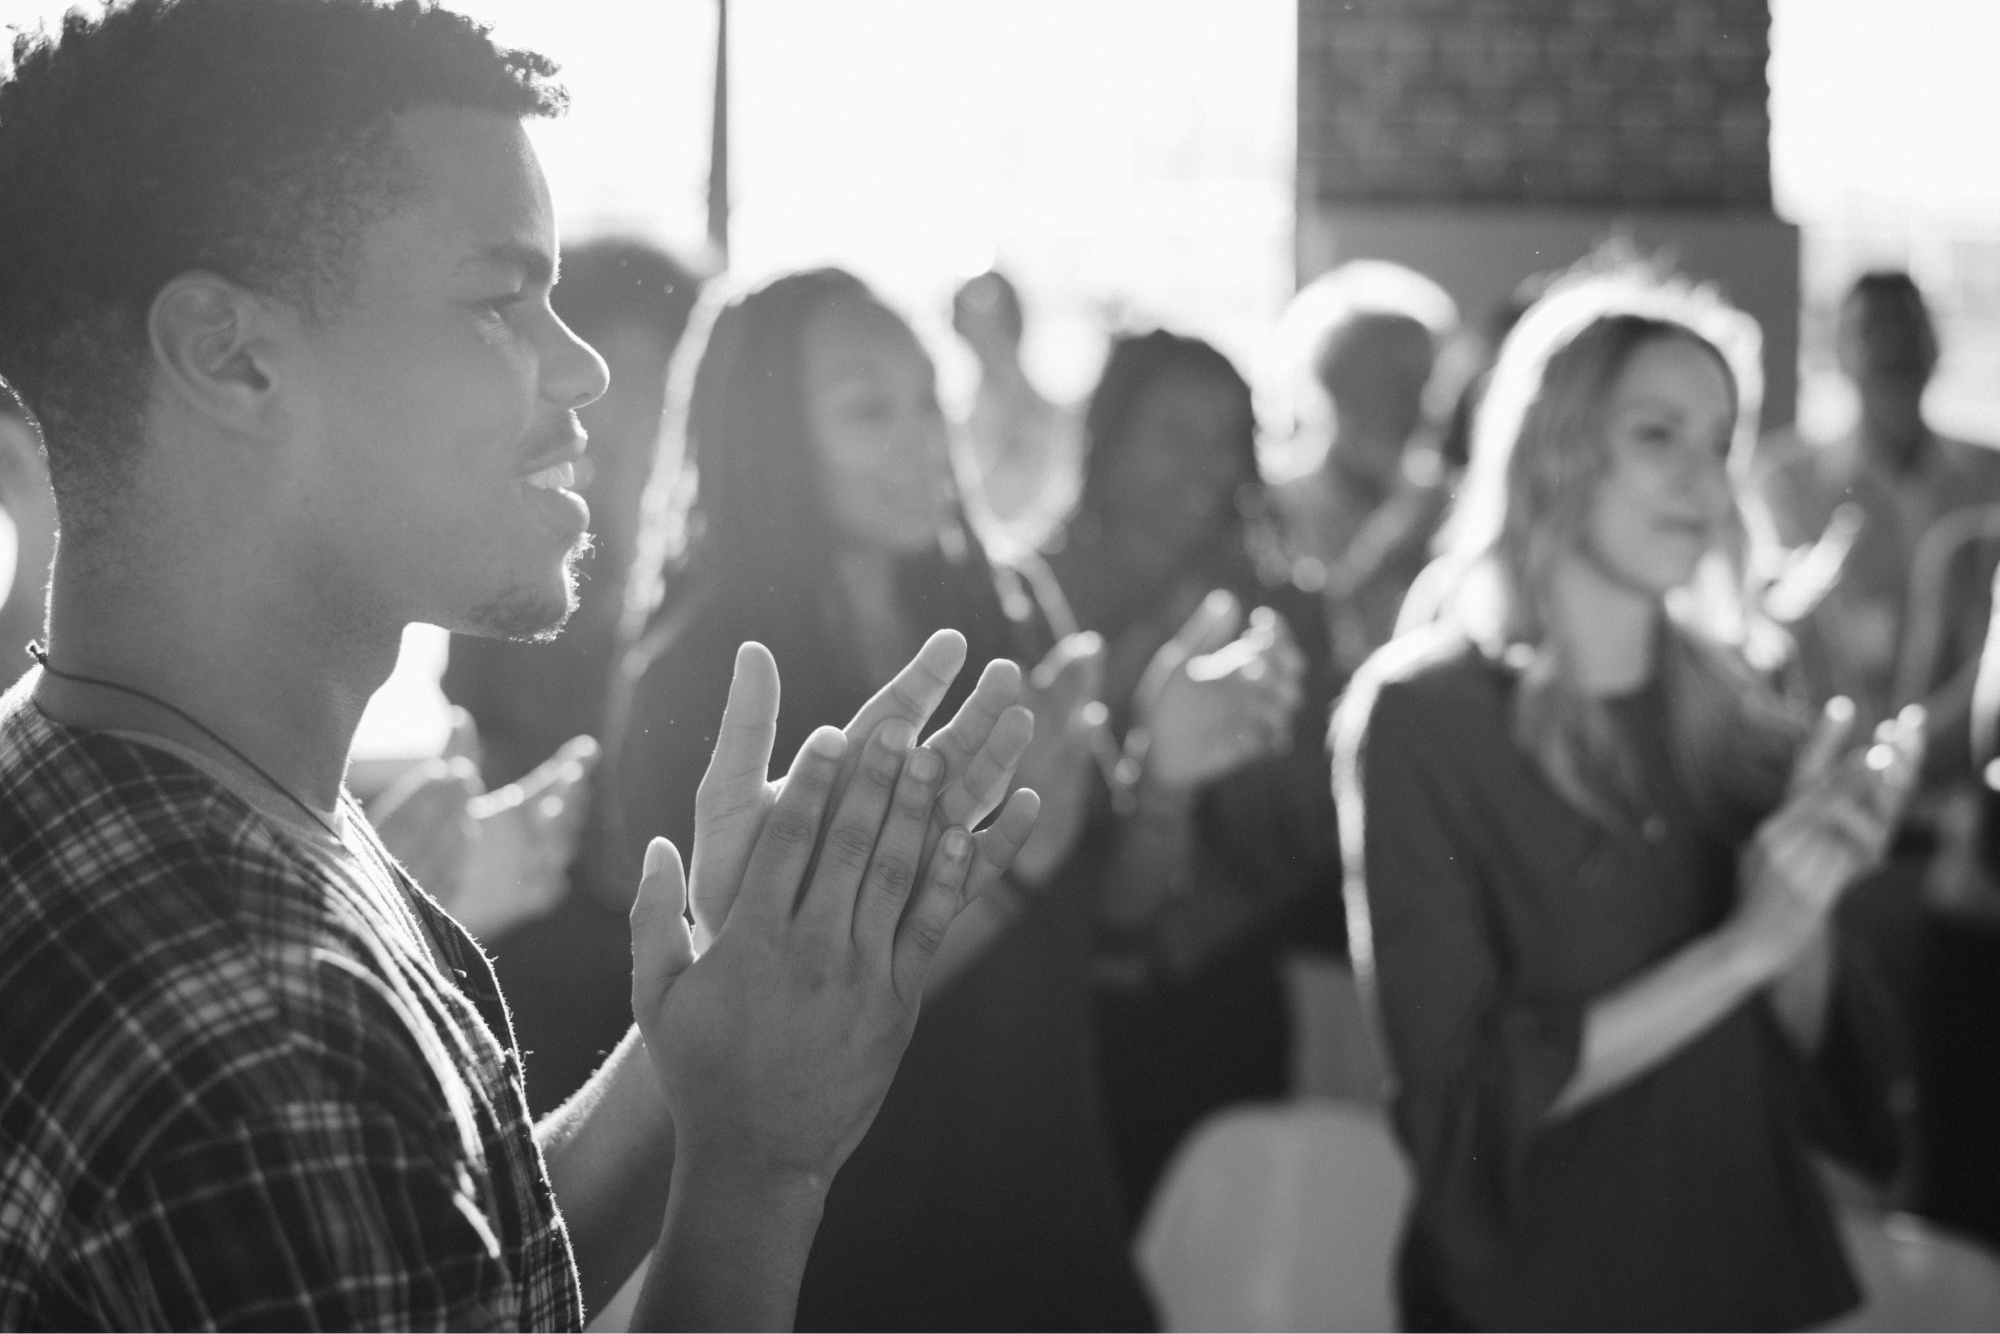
[688,642,784,930]
[838,629,968,785]
[853,743,947,959]
[888,825,974,1004]
[516,734,602,802]
[696,642,783,821]
[630,837,695,1021]
[935,703,1035,832]
[1792,696,1855,793]
[1139,589,1244,708]
[1172,588,1243,657]
[1033,631,1104,693]
[733,725,848,930]
[892,788,1041,999]
[958,788,1042,907]
[924,657,1024,780]
[798,718,918,934]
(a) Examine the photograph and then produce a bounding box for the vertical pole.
[706,0,730,266]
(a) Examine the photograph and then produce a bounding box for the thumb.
[630,837,695,1020]
[1173,587,1243,658]
[1792,696,1855,794]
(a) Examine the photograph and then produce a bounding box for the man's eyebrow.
[460,240,557,287]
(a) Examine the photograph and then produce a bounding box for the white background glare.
[2,0,1996,755]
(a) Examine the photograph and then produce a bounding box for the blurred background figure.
[0,388,53,693]
[1755,271,2000,770]
[601,267,1155,1331]
[442,236,705,1116]
[602,269,1301,1329]
[1755,270,2000,1253]
[1269,261,1459,676]
[1046,329,1348,1224]
[951,267,1078,551]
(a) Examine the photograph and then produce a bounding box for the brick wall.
[1299,0,1772,210]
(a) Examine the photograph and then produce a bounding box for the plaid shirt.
[0,675,584,1330]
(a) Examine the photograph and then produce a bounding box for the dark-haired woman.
[601,270,1286,1329]
[1046,330,1348,1221]
[1337,273,1920,1330]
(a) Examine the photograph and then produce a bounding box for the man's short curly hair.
[0,0,564,528]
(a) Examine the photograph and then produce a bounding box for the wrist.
[667,1140,833,1222]
[645,1145,829,1332]
[1714,913,1786,990]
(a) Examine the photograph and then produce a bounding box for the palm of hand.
[646,907,916,1177]
[456,734,597,939]
[1144,596,1305,791]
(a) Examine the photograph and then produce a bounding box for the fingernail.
[942,827,969,859]
[878,718,917,752]
[908,747,942,782]
[808,727,847,758]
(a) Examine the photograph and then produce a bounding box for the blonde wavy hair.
[1419,267,1804,835]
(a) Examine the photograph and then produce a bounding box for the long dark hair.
[624,267,1021,712]
[1061,330,1268,634]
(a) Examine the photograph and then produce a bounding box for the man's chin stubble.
[466,533,591,644]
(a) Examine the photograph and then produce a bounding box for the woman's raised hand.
[1731,699,1925,977]
[1141,589,1305,792]
[1008,631,1108,886]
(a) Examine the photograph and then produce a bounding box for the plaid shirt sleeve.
[62,1101,516,1331]
[0,687,583,1331]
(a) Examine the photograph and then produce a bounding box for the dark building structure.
[1298,0,1798,426]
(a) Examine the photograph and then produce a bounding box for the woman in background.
[1047,330,1347,1220]
[1336,271,1920,1330]
[602,270,1291,1329]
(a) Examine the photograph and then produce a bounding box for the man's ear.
[147,272,289,435]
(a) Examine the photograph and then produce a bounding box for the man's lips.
[518,420,588,483]
[524,460,576,491]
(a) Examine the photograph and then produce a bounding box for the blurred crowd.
[5,4,2000,1330]
[16,237,1996,1328]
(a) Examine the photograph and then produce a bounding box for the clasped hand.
[629,631,1042,1184]
[1138,588,1306,792]
[1735,697,1926,974]
[369,713,597,941]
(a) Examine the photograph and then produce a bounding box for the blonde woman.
[1334,272,1923,1330]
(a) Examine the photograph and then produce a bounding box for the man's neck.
[1319,435,1401,505]
[33,533,401,812]
[1855,399,1930,476]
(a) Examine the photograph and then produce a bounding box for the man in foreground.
[0,1,1038,1327]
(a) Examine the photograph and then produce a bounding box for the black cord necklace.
[25,640,343,842]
